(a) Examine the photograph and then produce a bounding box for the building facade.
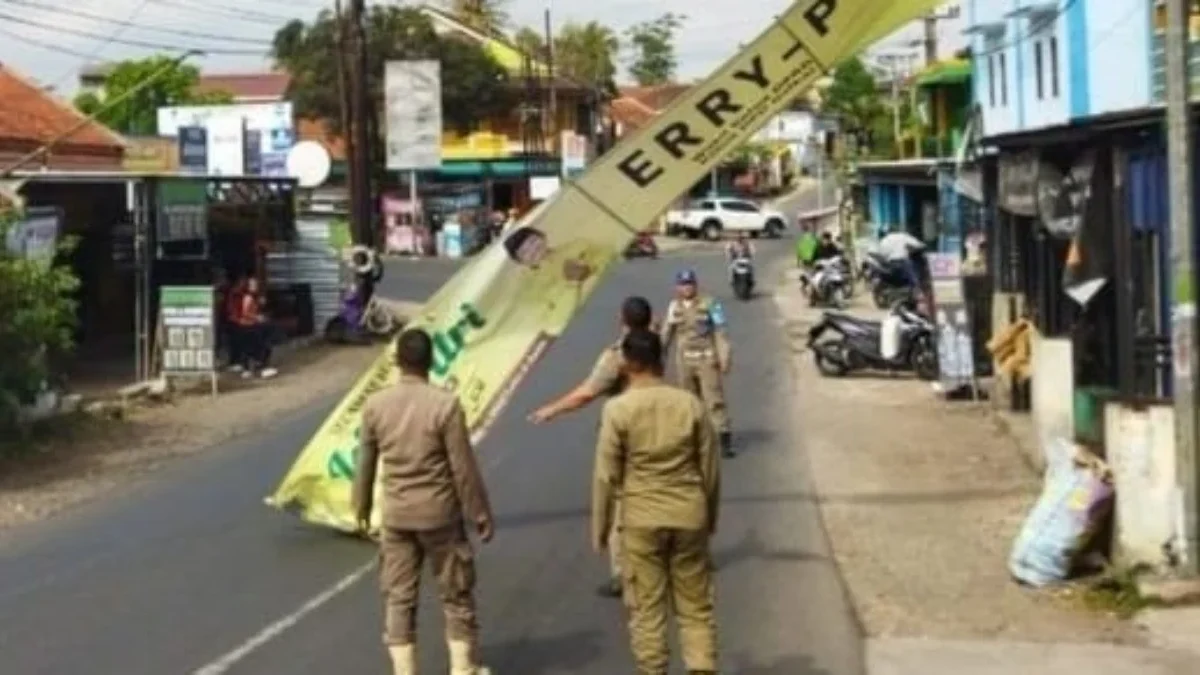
[965,0,1188,568]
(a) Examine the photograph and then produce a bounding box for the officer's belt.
[682,348,715,359]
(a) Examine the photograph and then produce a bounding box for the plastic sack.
[879,314,903,359]
[1008,438,1114,587]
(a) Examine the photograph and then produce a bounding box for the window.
[1034,41,1044,99]
[988,55,996,106]
[694,200,715,211]
[999,53,1008,105]
[721,200,760,212]
[1049,36,1060,97]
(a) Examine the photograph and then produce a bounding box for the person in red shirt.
[232,276,278,379]
[223,276,248,372]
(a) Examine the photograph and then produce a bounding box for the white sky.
[0,0,966,95]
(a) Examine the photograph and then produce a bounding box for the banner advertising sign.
[157,102,294,177]
[4,207,60,261]
[159,285,218,395]
[267,0,948,533]
[385,60,442,170]
[177,126,207,173]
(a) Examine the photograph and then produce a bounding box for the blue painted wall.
[969,0,1152,138]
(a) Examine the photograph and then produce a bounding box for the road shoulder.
[771,268,1196,673]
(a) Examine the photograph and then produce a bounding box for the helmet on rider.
[675,268,698,299]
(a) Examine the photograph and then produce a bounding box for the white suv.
[665,198,788,240]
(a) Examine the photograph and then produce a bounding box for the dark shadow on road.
[727,651,835,675]
[712,527,830,570]
[495,486,1034,531]
[732,427,776,452]
[483,629,606,673]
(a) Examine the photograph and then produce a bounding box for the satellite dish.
[286,140,332,188]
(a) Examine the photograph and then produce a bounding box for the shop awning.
[916,60,971,88]
[429,159,561,179]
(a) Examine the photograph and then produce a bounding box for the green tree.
[512,25,545,61]
[555,21,619,93]
[821,56,892,156]
[446,0,508,33]
[272,6,514,137]
[0,204,80,436]
[624,12,684,86]
[72,56,232,136]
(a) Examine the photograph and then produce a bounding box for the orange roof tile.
[0,63,124,151]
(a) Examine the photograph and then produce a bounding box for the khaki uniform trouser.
[608,501,623,579]
[676,354,729,433]
[379,522,478,646]
[621,526,718,674]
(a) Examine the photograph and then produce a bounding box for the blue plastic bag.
[1008,439,1114,587]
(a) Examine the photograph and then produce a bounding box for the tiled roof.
[617,83,691,112]
[0,64,124,151]
[609,97,657,131]
[194,72,290,101]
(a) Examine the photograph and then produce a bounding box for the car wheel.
[701,219,722,241]
[765,218,784,238]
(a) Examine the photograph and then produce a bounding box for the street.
[0,237,862,674]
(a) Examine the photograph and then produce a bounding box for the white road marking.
[190,560,375,675]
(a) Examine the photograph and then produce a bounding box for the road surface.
[0,233,861,673]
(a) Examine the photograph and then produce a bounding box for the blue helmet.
[675,268,697,284]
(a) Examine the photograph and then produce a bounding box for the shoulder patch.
[708,299,726,327]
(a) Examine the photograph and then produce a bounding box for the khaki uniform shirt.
[591,380,720,547]
[661,295,731,367]
[584,339,625,397]
[354,374,493,531]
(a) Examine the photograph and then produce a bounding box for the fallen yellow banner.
[266,0,945,532]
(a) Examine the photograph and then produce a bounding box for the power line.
[41,0,153,92]
[0,25,104,61]
[0,0,271,45]
[145,0,296,26]
[0,10,267,55]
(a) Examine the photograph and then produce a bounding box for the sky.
[0,0,967,96]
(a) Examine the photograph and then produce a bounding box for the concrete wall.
[1030,333,1075,463]
[1105,402,1181,568]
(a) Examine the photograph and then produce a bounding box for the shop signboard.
[157,102,295,177]
[159,285,218,395]
[156,178,208,259]
[384,60,442,170]
[177,126,207,173]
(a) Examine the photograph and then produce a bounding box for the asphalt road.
[0,221,862,674]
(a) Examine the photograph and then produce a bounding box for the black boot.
[720,431,735,458]
[596,577,622,598]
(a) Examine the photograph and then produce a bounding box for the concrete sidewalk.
[770,267,1198,674]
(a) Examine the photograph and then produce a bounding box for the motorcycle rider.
[661,269,736,459]
[349,246,384,308]
[724,232,754,284]
[875,229,927,298]
[812,231,842,263]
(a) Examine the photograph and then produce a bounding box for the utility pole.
[333,0,355,228]
[1165,0,1200,576]
[543,3,557,151]
[916,5,960,66]
[347,0,374,246]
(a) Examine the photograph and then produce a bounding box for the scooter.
[802,255,852,308]
[324,286,400,344]
[807,300,938,380]
[730,256,754,300]
[869,258,920,309]
[624,232,659,259]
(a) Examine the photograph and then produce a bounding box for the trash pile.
[1009,437,1115,587]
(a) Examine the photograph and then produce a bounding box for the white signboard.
[385,60,442,170]
[157,102,294,177]
[4,208,59,261]
[205,115,244,177]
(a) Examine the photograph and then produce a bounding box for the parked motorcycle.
[865,255,920,309]
[801,255,852,308]
[730,256,755,300]
[324,287,401,344]
[806,300,938,380]
[624,231,659,259]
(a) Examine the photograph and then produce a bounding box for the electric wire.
[0,10,268,55]
[144,0,298,26]
[0,25,106,61]
[0,0,271,45]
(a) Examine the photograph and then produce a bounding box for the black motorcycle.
[868,257,921,309]
[807,301,938,380]
[730,256,754,300]
[801,254,852,308]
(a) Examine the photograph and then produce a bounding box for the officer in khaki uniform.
[529,296,654,598]
[593,329,721,675]
[661,268,735,458]
[354,328,495,675]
